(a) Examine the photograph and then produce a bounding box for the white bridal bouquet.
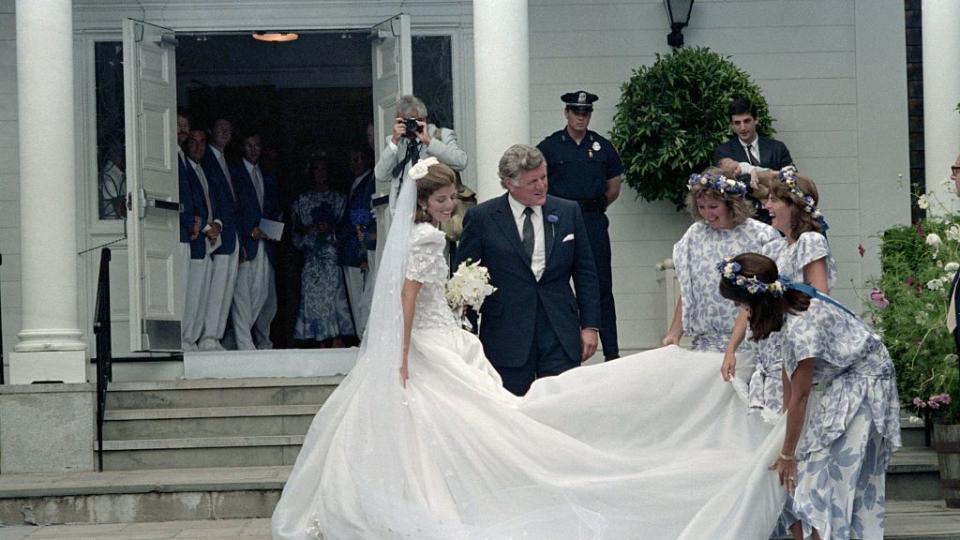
[446,259,496,326]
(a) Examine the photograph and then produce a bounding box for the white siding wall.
[530,0,910,350]
[0,0,18,374]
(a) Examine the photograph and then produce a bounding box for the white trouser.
[232,242,276,350]
[342,256,374,338]
[181,243,212,346]
[202,239,239,342]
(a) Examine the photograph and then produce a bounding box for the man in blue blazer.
[230,132,281,350]
[713,97,794,223]
[456,144,601,395]
[199,118,240,351]
[181,126,220,351]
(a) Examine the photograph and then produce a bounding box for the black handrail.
[93,248,113,472]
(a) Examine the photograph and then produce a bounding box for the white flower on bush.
[927,278,946,291]
[927,233,943,248]
[946,353,959,364]
[917,194,930,210]
[915,311,928,324]
[948,225,960,244]
[946,262,960,273]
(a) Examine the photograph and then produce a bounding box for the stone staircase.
[99,378,338,470]
[0,376,958,538]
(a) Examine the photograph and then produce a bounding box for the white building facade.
[0,0,914,383]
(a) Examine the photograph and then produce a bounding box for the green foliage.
[610,47,774,208]
[867,216,960,422]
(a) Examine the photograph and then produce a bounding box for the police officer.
[537,91,624,361]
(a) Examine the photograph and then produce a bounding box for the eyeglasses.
[952,166,960,175]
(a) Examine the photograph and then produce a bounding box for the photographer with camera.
[373,95,468,222]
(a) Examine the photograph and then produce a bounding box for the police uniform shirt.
[537,129,625,202]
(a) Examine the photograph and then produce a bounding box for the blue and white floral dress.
[291,191,355,341]
[672,219,780,352]
[780,297,901,539]
[749,232,838,417]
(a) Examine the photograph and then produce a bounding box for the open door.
[122,19,181,352]
[370,14,412,266]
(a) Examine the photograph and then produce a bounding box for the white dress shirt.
[209,145,236,199]
[737,137,767,175]
[243,158,265,210]
[507,195,545,281]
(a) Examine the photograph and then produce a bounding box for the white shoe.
[198,338,225,351]
[181,341,199,352]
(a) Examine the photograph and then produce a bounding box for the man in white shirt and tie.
[230,132,281,350]
[199,118,240,351]
[182,127,222,350]
[455,144,600,395]
[713,97,794,224]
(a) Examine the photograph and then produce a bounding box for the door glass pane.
[95,41,126,220]
[412,35,453,128]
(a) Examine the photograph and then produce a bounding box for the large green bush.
[867,212,960,422]
[611,47,774,208]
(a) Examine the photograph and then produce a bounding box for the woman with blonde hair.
[664,167,779,352]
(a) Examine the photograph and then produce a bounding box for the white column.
[10,0,87,383]
[922,0,960,215]
[473,0,529,202]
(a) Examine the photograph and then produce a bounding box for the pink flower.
[914,397,927,408]
[869,288,890,309]
[931,393,952,406]
[858,244,865,257]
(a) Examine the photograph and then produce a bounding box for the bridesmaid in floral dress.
[664,168,779,353]
[719,253,901,540]
[721,166,837,417]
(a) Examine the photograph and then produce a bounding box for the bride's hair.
[415,162,458,223]
[718,253,811,340]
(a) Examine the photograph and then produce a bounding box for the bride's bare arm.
[399,278,423,387]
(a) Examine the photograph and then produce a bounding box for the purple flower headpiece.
[687,172,748,198]
[717,257,785,297]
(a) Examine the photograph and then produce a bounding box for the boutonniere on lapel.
[546,213,559,238]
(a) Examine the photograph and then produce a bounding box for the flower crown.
[717,257,785,297]
[409,156,440,181]
[687,172,748,198]
[777,166,822,220]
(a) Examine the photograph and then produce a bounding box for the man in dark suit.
[713,97,794,223]
[456,144,601,395]
[947,153,960,349]
[338,144,377,339]
[230,132,281,350]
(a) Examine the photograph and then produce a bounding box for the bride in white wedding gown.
[271,159,788,540]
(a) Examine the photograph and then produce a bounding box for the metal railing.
[93,248,113,472]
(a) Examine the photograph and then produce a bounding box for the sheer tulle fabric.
[272,172,788,539]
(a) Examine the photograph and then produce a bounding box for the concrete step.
[100,436,305,470]
[1,466,958,535]
[103,404,320,440]
[890,447,943,501]
[104,377,341,410]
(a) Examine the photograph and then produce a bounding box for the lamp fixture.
[252,31,299,43]
[664,0,694,48]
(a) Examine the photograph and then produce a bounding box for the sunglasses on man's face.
[952,166,960,175]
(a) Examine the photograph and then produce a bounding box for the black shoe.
[604,354,620,361]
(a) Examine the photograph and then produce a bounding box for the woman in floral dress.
[290,157,354,346]
[664,168,780,352]
[719,252,901,540]
[721,166,837,417]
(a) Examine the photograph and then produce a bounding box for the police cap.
[561,90,598,112]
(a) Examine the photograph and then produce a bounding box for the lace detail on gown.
[406,223,459,332]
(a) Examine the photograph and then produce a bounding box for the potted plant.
[610,46,774,209]
[866,194,960,506]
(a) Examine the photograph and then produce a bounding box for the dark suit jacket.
[231,161,281,264]
[180,156,211,260]
[455,194,601,368]
[713,135,793,171]
[202,149,239,256]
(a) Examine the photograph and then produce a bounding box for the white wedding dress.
[272,174,788,540]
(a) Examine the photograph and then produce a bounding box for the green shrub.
[868,213,960,422]
[611,47,774,208]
